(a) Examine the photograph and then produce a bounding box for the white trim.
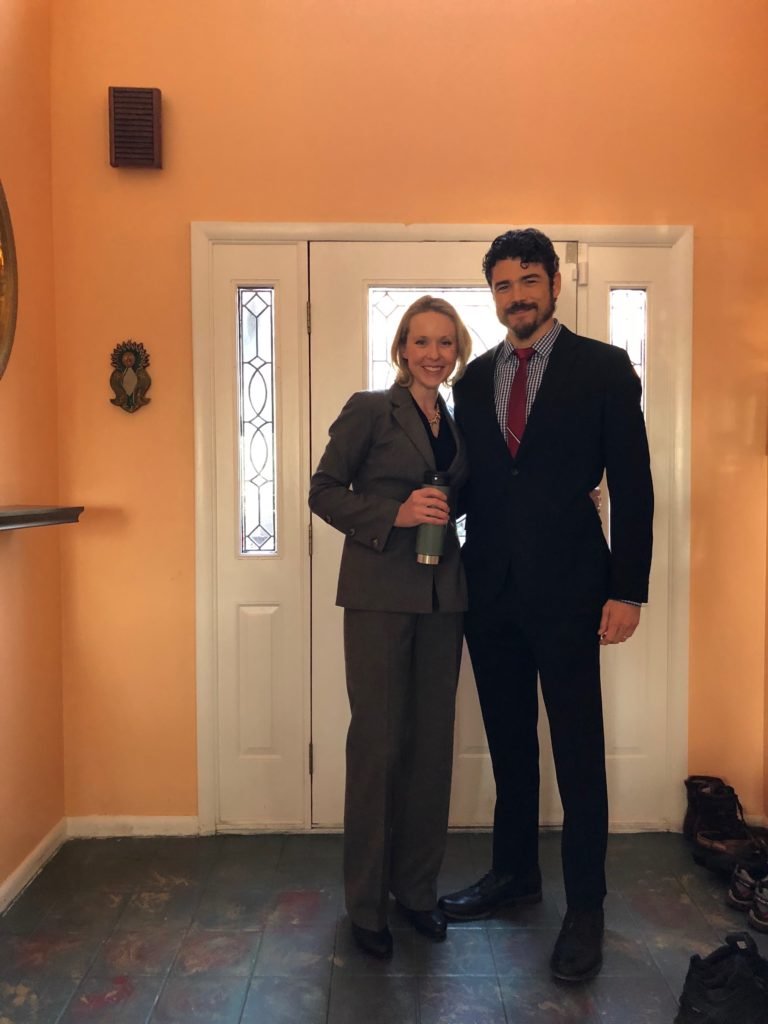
[191,222,693,834]
[0,819,66,912]
[66,816,202,838]
[191,224,219,835]
[192,222,690,246]
[663,228,693,831]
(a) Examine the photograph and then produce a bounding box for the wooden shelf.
[0,506,84,532]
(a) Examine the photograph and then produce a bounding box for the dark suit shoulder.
[336,388,394,417]
[558,326,632,365]
[454,344,499,395]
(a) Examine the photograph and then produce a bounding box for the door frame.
[191,222,693,834]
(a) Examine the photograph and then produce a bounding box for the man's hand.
[598,600,641,646]
[394,487,449,528]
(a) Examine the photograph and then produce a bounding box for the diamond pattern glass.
[238,287,277,555]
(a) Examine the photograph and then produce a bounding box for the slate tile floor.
[1,831,763,1023]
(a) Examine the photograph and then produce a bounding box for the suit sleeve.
[308,392,402,552]
[604,350,654,603]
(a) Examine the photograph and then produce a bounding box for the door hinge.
[308,741,314,776]
[306,300,311,334]
[308,522,313,557]
[577,241,589,286]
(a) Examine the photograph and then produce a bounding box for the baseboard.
[0,819,67,913]
[66,816,201,838]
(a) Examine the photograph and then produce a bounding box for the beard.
[503,290,557,341]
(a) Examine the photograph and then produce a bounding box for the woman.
[309,296,471,958]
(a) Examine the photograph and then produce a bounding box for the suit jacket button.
[372,538,379,548]
[325,514,333,523]
[511,467,520,477]
[348,527,356,537]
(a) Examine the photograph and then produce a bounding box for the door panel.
[580,245,672,826]
[212,242,309,828]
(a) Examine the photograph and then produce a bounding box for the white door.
[210,242,310,828]
[309,240,673,831]
[196,231,681,834]
[309,240,578,828]
[580,245,673,827]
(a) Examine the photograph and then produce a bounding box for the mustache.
[506,302,537,315]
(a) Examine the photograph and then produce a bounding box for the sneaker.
[728,862,768,912]
[749,880,768,934]
[674,932,768,1024]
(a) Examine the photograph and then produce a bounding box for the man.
[441,228,653,982]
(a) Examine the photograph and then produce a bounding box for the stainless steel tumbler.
[416,471,450,565]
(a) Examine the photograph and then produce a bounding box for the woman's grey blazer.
[309,384,468,614]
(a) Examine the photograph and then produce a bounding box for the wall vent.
[109,87,162,168]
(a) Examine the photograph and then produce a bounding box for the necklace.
[427,405,441,435]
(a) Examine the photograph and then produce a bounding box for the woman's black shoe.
[396,902,447,941]
[351,923,393,959]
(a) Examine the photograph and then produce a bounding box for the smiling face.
[400,311,458,394]
[490,258,561,345]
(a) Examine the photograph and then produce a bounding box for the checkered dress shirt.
[493,319,562,439]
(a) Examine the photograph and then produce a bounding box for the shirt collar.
[500,318,562,362]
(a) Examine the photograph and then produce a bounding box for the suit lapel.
[471,345,510,461]
[389,384,436,469]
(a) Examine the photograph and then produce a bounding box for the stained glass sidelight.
[609,289,647,409]
[238,287,277,555]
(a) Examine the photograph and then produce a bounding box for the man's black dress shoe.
[438,869,542,920]
[550,908,604,982]
[395,901,447,941]
[351,923,393,959]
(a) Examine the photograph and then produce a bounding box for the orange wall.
[0,0,65,883]
[46,1,768,817]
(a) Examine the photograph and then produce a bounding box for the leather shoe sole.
[395,901,447,941]
[351,923,393,959]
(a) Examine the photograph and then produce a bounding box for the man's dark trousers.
[453,326,653,913]
[465,577,608,910]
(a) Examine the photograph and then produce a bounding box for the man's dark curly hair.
[482,228,560,285]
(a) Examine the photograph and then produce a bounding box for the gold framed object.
[0,180,18,380]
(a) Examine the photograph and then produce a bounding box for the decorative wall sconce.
[110,340,151,413]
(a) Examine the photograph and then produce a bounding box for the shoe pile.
[684,775,767,875]
[728,860,768,933]
[674,932,768,1023]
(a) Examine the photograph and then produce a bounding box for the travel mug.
[415,471,450,565]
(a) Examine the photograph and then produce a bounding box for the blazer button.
[372,538,379,548]
[325,514,333,523]
[510,467,520,477]
[348,527,356,537]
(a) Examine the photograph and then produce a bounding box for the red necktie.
[506,346,535,457]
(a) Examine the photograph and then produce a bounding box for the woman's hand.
[394,487,450,528]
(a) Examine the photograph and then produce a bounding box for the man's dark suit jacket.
[453,326,653,617]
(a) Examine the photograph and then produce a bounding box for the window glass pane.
[368,287,499,402]
[238,287,277,555]
[609,289,647,409]
[368,286,499,544]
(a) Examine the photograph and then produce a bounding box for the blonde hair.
[389,295,472,387]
